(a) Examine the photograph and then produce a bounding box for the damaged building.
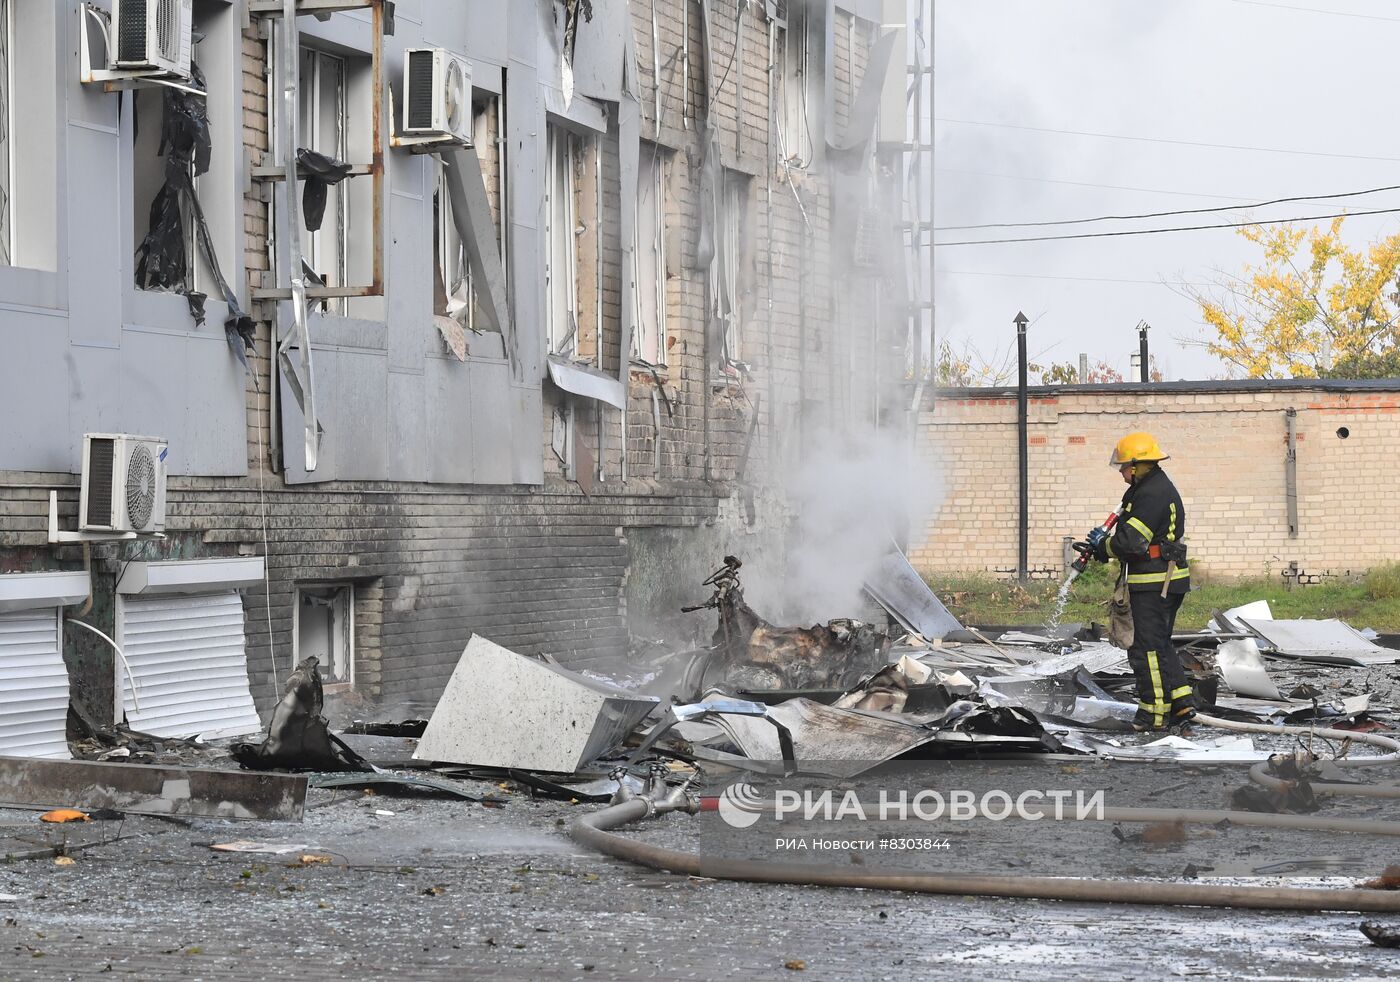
[0,1,932,750]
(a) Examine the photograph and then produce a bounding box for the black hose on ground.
[570,799,1400,913]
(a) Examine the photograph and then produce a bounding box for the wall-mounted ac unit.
[111,0,193,79]
[80,435,169,534]
[402,48,473,145]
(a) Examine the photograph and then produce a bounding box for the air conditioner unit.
[111,0,193,79]
[402,48,473,145]
[80,435,169,534]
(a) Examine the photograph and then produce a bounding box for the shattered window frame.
[433,96,502,335]
[434,160,477,329]
[0,0,10,267]
[293,582,355,689]
[632,143,668,366]
[545,123,588,357]
[778,6,812,167]
[297,44,350,316]
[718,171,751,366]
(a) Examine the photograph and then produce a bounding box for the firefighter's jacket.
[1106,465,1191,594]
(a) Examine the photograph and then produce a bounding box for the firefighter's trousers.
[1127,590,1194,727]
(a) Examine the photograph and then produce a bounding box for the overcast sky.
[932,0,1400,380]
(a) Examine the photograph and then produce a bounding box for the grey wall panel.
[386,168,431,373]
[65,123,122,349]
[169,332,247,474]
[388,368,428,478]
[572,0,630,102]
[67,345,123,458]
[281,344,393,484]
[469,361,514,484]
[336,350,390,480]
[0,313,70,472]
[512,385,545,485]
[425,358,476,483]
[457,0,508,67]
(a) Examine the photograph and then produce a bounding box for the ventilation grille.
[154,0,180,63]
[117,0,149,64]
[85,438,115,528]
[407,50,435,129]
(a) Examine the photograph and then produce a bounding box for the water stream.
[1044,567,1081,635]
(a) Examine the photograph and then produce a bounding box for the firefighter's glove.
[1085,526,1110,563]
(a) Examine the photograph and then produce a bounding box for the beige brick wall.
[911,385,1400,582]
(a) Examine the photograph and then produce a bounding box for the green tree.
[1318,346,1400,379]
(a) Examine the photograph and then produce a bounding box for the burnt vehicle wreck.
[681,556,891,692]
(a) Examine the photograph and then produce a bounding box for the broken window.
[545,124,590,356]
[631,144,668,366]
[717,171,752,366]
[0,0,10,267]
[779,5,812,166]
[295,583,353,688]
[298,46,349,314]
[433,97,501,333]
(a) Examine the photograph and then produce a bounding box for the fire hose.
[571,797,1400,913]
[1192,711,1400,799]
[569,716,1400,912]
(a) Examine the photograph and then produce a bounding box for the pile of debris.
[5,556,1396,832]
[372,563,1400,784]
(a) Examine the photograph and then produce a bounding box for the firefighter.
[1080,432,1195,732]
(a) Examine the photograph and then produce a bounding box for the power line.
[937,269,1210,287]
[1230,0,1400,22]
[936,167,1272,202]
[935,205,1400,247]
[936,183,1400,231]
[936,117,1400,163]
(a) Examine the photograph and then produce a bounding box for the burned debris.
[681,556,890,692]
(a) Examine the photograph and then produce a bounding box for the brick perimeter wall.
[910,386,1400,583]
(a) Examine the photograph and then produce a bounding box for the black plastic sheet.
[297,148,353,233]
[133,64,258,373]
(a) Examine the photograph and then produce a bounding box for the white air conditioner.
[402,48,473,145]
[111,0,193,79]
[80,434,169,534]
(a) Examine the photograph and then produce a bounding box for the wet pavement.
[0,760,1397,980]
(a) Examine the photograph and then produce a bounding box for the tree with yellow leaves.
[1187,218,1400,378]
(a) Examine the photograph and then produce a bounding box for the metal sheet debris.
[1214,639,1281,700]
[309,773,502,803]
[1241,618,1400,666]
[0,756,306,822]
[413,635,658,773]
[709,698,941,778]
[546,355,627,410]
[863,547,962,641]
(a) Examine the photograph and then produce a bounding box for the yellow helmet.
[1110,431,1168,468]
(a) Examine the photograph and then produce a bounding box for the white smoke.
[741,423,944,626]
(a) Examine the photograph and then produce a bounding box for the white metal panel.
[0,609,72,759]
[118,592,262,739]
[0,571,90,613]
[116,557,265,596]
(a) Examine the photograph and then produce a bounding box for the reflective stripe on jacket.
[1105,466,1191,594]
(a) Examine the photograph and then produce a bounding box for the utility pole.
[1138,321,1150,383]
[1015,311,1029,582]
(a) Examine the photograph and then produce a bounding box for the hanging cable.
[936,205,1400,247]
[936,182,1400,231]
